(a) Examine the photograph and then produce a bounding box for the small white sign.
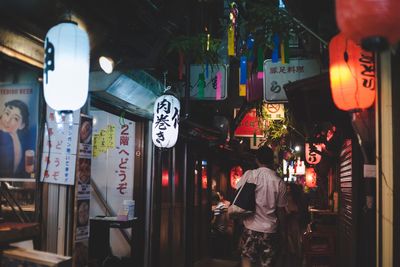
[40,107,80,185]
[263,58,320,102]
[264,103,285,120]
[364,164,376,178]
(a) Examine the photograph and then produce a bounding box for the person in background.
[238,146,288,267]
[283,182,307,266]
[211,191,232,259]
[0,100,29,177]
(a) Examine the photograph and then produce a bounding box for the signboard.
[91,111,135,212]
[40,107,80,185]
[305,143,323,165]
[75,115,93,242]
[189,64,228,100]
[264,103,285,120]
[263,58,320,102]
[0,84,39,180]
[234,108,264,137]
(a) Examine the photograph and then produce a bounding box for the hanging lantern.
[305,167,317,188]
[329,34,376,112]
[336,0,400,51]
[152,94,180,148]
[44,22,90,111]
[230,165,243,189]
[305,143,323,165]
[201,166,208,190]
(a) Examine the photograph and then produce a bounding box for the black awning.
[283,73,352,138]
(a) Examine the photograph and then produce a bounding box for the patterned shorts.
[239,228,279,267]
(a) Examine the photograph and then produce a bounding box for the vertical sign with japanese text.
[90,111,135,215]
[40,107,79,185]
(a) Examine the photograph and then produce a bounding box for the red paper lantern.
[230,165,243,189]
[201,166,208,189]
[305,167,317,188]
[305,143,323,165]
[336,0,400,50]
[329,34,376,111]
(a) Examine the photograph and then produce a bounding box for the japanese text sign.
[152,94,180,148]
[189,64,228,100]
[305,143,323,165]
[40,107,80,185]
[263,58,320,102]
[264,103,285,120]
[234,108,264,137]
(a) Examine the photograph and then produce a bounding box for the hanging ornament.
[280,36,289,64]
[272,33,280,63]
[239,56,247,96]
[335,0,400,51]
[305,143,323,165]
[44,21,90,111]
[329,33,376,111]
[230,165,243,189]
[152,94,180,148]
[228,2,238,56]
[257,47,264,79]
[305,167,317,188]
[198,73,205,99]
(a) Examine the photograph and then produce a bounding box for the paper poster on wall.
[40,107,80,185]
[263,58,320,102]
[77,115,93,200]
[90,111,135,214]
[0,84,39,180]
[76,199,90,241]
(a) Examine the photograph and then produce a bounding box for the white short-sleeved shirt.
[237,167,288,233]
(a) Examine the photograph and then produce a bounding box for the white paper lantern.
[305,143,323,165]
[152,95,180,148]
[43,22,90,111]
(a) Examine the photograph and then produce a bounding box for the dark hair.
[255,146,274,166]
[212,191,221,205]
[4,100,29,129]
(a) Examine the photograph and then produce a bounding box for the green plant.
[167,33,222,65]
[255,100,290,145]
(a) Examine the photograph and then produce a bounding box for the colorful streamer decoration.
[198,73,205,99]
[216,71,222,100]
[257,47,264,79]
[272,33,280,63]
[280,36,290,64]
[228,2,238,56]
[239,56,247,96]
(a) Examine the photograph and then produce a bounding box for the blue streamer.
[205,61,209,79]
[272,33,279,63]
[240,56,247,84]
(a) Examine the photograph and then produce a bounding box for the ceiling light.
[99,56,115,74]
[294,145,301,152]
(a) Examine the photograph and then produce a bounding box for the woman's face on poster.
[0,106,25,133]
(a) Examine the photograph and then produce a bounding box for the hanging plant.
[242,0,301,50]
[254,100,290,145]
[167,33,222,65]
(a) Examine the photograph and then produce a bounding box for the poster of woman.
[0,84,39,179]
